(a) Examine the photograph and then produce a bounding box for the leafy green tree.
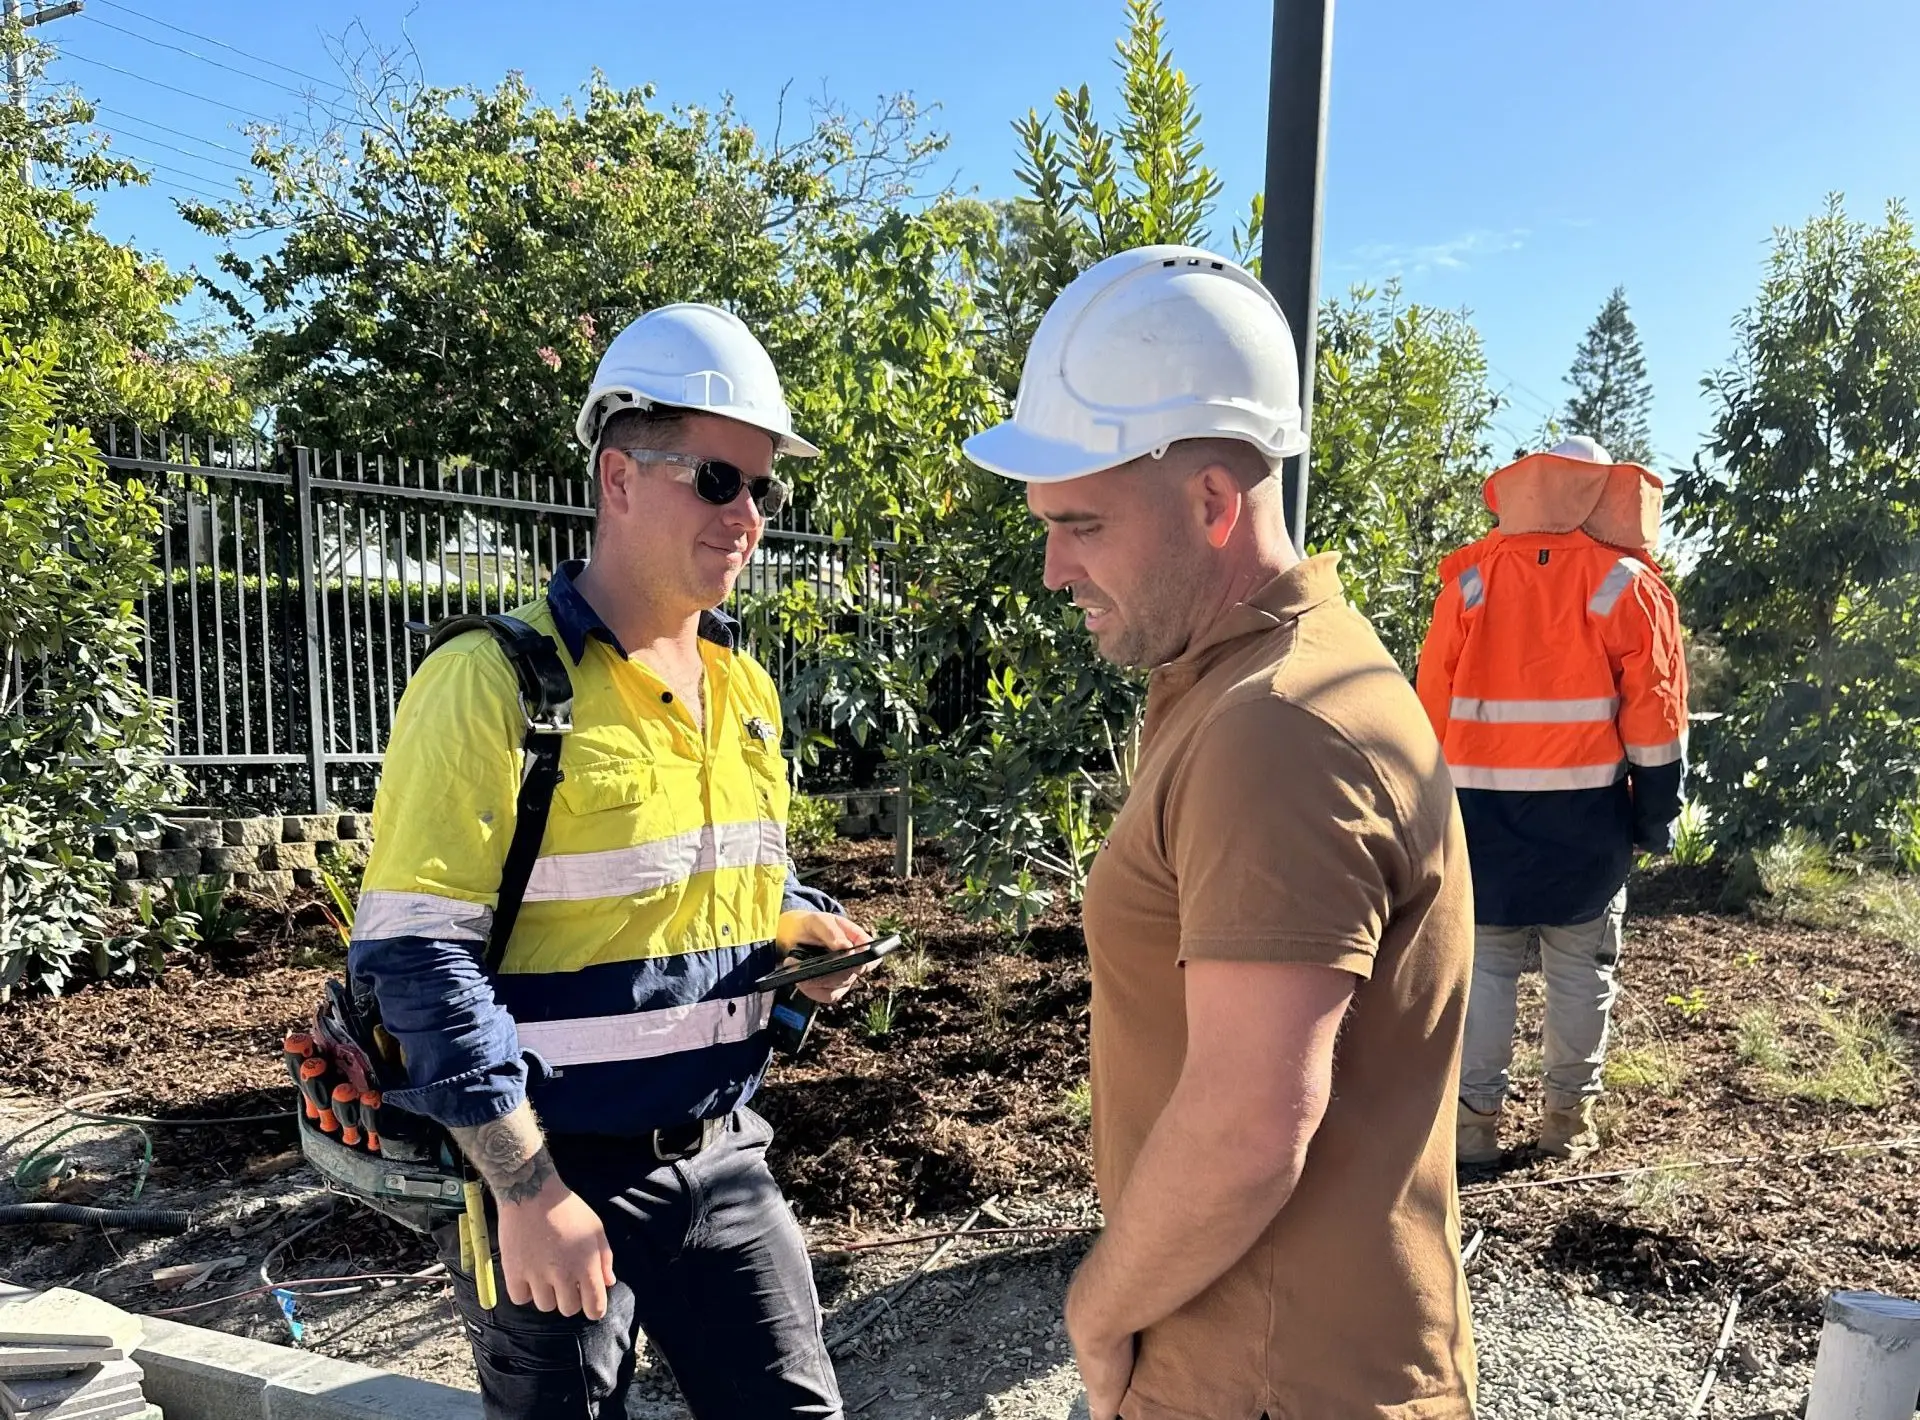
[0,26,246,432]
[1310,284,1502,670]
[188,50,942,479]
[781,0,1500,923]
[1563,286,1655,465]
[0,341,185,997]
[1673,197,1920,853]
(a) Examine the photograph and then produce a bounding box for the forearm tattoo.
[451,1105,559,1205]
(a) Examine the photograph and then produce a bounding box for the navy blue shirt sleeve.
[1628,759,1685,854]
[782,864,845,918]
[348,935,527,1130]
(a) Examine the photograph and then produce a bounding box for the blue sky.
[39,0,1920,472]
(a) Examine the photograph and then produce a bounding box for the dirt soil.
[0,842,1915,1413]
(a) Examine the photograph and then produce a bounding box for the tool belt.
[287,613,574,1237]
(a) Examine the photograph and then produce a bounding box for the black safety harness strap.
[412,613,574,974]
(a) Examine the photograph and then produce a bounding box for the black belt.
[650,1114,728,1163]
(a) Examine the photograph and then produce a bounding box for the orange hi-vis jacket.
[1416,529,1688,926]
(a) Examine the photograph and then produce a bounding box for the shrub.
[786,793,841,858]
[0,342,184,995]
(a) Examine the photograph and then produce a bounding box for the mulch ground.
[1,843,1915,1329]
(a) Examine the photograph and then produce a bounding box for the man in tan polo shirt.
[964,246,1476,1420]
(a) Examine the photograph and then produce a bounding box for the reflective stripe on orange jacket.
[1417,529,1688,926]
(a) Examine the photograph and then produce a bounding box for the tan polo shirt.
[1084,554,1476,1420]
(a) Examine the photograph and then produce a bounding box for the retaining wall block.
[235,870,296,901]
[281,815,341,844]
[224,817,283,848]
[203,846,261,874]
[162,818,225,851]
[138,848,205,879]
[261,842,320,872]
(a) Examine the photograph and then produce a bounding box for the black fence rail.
[102,427,903,814]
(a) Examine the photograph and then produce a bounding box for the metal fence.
[102,427,902,813]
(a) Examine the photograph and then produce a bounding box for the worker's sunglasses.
[618,449,789,517]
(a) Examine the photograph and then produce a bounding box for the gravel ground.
[0,1093,1823,1420]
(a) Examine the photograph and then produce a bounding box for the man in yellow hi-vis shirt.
[349,304,870,1419]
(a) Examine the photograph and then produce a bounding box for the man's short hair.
[591,405,689,509]
[1168,437,1281,491]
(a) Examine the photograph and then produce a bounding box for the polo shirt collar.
[545,560,739,665]
[1174,553,1346,667]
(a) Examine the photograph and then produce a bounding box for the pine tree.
[1563,286,1655,465]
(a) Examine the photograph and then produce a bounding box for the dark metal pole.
[1261,0,1335,554]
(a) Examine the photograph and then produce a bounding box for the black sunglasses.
[619,449,789,517]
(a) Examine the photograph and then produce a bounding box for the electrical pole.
[1260,0,1334,553]
[4,0,84,186]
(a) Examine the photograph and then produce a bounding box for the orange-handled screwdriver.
[359,1090,384,1154]
[299,1057,338,1132]
[283,1033,317,1118]
[332,1083,363,1147]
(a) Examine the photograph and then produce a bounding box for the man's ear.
[596,447,629,515]
[1193,462,1243,550]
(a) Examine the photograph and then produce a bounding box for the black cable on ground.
[0,1202,191,1234]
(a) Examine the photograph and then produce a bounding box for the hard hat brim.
[962,420,1133,483]
[963,418,1307,484]
[575,389,819,459]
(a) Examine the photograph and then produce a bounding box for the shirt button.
[661,691,674,704]
[721,924,731,937]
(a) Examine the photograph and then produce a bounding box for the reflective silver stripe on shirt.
[513,992,775,1068]
[1449,761,1629,791]
[1626,737,1686,767]
[1588,558,1645,617]
[1459,566,1486,611]
[351,890,493,943]
[523,819,789,903]
[1449,696,1621,724]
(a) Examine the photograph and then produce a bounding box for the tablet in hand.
[754,934,902,991]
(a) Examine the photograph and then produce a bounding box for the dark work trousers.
[434,1108,841,1420]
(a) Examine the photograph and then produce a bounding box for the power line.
[53,50,278,122]
[1488,363,1562,421]
[60,48,358,130]
[97,127,251,183]
[108,146,246,194]
[75,12,321,102]
[95,103,249,156]
[88,0,345,93]
[131,170,230,204]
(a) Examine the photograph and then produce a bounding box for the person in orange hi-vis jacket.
[1417,435,1688,1164]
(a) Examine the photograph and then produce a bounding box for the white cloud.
[1339,226,1532,279]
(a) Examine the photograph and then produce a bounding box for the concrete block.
[161,819,224,851]
[234,871,296,901]
[113,853,141,881]
[281,816,340,845]
[203,847,260,874]
[334,814,366,841]
[224,817,283,848]
[134,1316,323,1420]
[264,1360,480,1419]
[132,1315,480,1420]
[260,843,319,872]
[292,868,320,890]
[136,849,204,880]
[93,834,120,862]
[322,841,369,869]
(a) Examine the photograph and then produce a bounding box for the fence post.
[893,766,913,879]
[1805,1292,1920,1420]
[293,447,328,813]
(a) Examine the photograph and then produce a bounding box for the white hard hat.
[964,245,1308,483]
[1549,435,1612,464]
[574,303,818,458]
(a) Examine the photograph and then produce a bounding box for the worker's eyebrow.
[1036,508,1102,524]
